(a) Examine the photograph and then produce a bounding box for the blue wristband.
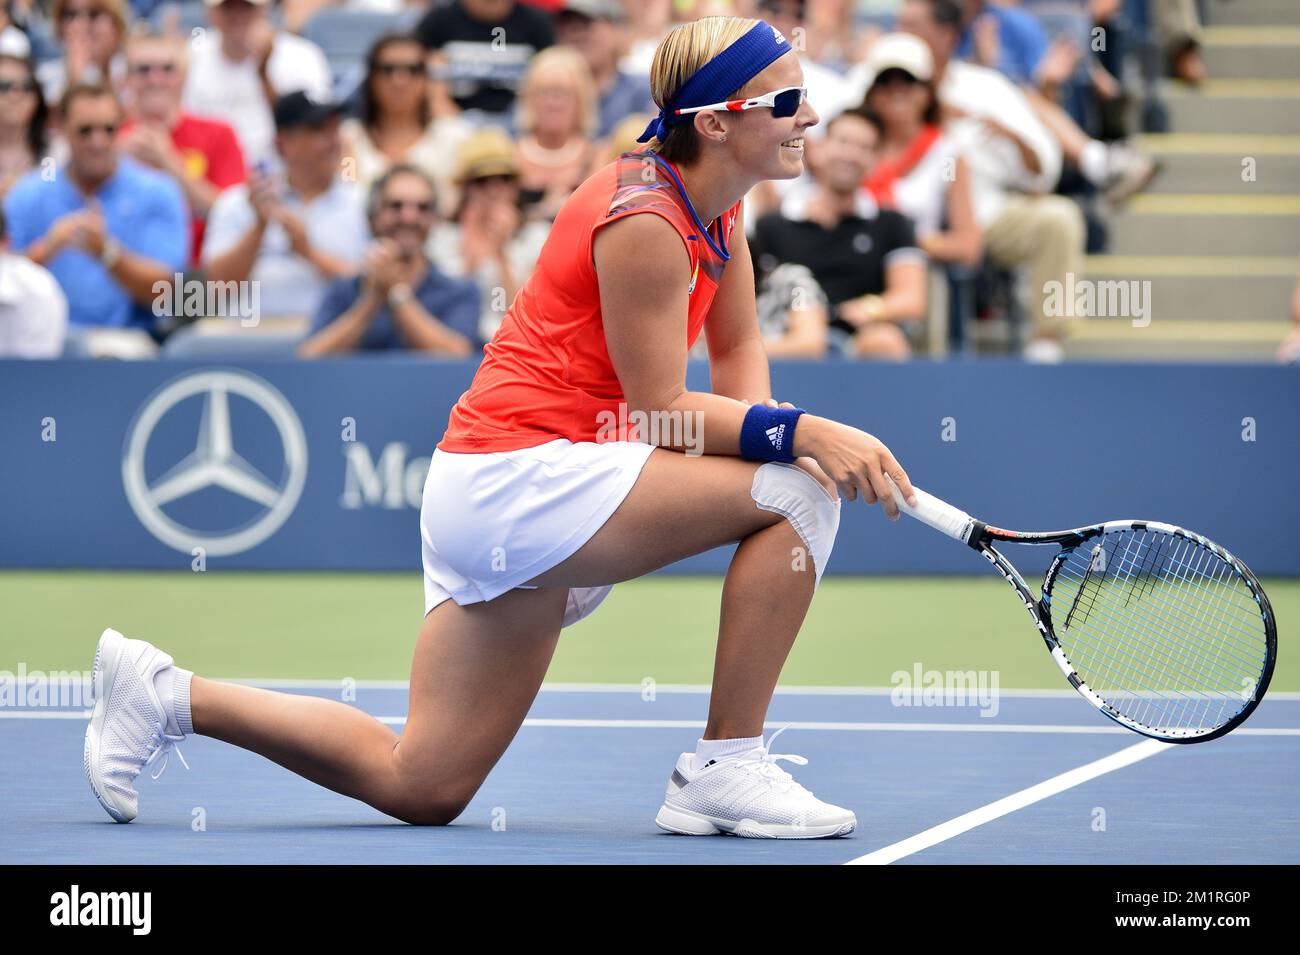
[739,404,805,463]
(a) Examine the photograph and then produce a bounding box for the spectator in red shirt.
[118,30,245,264]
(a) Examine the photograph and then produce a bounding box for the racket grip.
[886,477,977,543]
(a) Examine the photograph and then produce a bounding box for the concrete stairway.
[1065,0,1299,360]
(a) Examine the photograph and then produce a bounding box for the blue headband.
[637,20,792,144]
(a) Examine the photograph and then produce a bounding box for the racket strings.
[1062,533,1261,731]
[1056,534,1262,733]
[1046,528,1269,736]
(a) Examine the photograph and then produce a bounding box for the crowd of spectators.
[0,0,1219,361]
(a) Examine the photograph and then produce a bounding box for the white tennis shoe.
[84,628,188,823]
[654,726,856,839]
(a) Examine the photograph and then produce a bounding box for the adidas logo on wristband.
[766,424,785,450]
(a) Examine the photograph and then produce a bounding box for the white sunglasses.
[672,85,809,120]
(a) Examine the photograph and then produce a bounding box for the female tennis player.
[84,15,918,839]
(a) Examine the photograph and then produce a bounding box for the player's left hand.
[757,398,839,501]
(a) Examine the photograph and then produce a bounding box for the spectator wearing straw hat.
[428,127,549,342]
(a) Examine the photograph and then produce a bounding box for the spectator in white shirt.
[201,91,368,321]
[897,0,1084,362]
[181,0,333,166]
[0,208,68,357]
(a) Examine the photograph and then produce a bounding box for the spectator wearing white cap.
[182,0,332,166]
[201,91,367,320]
[894,0,1083,361]
[857,32,981,270]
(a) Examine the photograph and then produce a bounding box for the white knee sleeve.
[750,462,842,588]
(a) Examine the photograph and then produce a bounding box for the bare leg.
[191,585,568,824]
[529,450,827,740]
[189,449,827,822]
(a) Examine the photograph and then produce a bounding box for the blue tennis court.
[4,685,1296,865]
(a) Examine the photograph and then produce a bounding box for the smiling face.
[372,169,437,257]
[125,36,185,122]
[58,1,122,62]
[276,115,342,185]
[369,39,427,119]
[866,68,930,130]
[0,57,38,129]
[811,111,877,192]
[64,90,122,184]
[704,51,819,181]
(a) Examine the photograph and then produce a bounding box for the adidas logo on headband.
[770,24,788,45]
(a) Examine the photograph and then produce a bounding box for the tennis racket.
[886,479,1277,743]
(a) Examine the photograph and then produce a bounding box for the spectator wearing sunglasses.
[3,83,188,330]
[182,0,332,166]
[0,52,50,197]
[300,164,481,356]
[118,31,246,265]
[513,46,601,223]
[36,0,127,104]
[202,91,367,321]
[858,34,981,270]
[427,127,550,342]
[339,34,471,214]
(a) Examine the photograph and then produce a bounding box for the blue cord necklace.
[651,152,731,262]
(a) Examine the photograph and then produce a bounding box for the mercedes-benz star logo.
[122,370,308,557]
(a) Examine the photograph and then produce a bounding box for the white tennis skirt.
[420,437,658,627]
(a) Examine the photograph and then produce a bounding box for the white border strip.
[29,678,1291,700]
[845,739,1173,865]
[4,711,1298,736]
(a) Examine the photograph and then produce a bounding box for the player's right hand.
[793,415,917,519]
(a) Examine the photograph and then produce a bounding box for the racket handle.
[886,477,977,544]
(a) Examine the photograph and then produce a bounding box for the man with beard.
[299,164,482,356]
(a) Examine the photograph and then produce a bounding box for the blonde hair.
[53,0,128,34]
[645,16,761,164]
[516,46,599,139]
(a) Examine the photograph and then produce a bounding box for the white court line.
[844,739,1173,865]
[4,710,1299,736]
[8,677,1300,701]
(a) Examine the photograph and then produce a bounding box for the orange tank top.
[437,150,742,453]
